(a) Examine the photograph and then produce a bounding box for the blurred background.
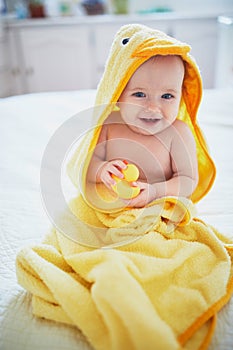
[0,0,233,97]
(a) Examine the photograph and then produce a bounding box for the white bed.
[0,88,233,349]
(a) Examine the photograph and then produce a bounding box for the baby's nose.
[147,99,160,112]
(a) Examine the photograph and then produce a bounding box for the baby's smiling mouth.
[139,117,161,123]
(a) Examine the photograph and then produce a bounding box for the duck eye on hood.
[121,37,130,46]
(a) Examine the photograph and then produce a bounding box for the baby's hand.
[125,182,157,208]
[99,160,127,188]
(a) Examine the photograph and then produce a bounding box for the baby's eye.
[132,92,146,98]
[162,93,174,99]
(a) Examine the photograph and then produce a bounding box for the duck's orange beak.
[131,37,190,58]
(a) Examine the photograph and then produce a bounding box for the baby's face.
[118,55,184,135]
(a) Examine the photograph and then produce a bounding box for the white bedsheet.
[0,88,232,350]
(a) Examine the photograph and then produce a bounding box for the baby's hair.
[147,54,185,67]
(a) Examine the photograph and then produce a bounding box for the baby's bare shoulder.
[170,119,196,151]
[160,120,191,141]
[172,119,193,138]
[173,119,189,130]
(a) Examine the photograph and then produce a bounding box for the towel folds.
[16,196,233,350]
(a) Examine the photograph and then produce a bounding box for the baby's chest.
[105,137,172,182]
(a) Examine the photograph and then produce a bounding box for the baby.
[87,54,198,208]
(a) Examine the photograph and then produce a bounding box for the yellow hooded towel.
[16,24,233,350]
[67,23,216,205]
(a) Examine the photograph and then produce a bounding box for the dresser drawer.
[0,68,12,97]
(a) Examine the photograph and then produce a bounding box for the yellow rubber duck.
[112,161,140,199]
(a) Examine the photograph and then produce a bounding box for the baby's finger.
[102,174,116,187]
[123,197,140,208]
[110,166,124,179]
[112,160,127,171]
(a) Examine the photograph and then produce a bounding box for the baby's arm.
[166,120,199,197]
[86,125,126,187]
